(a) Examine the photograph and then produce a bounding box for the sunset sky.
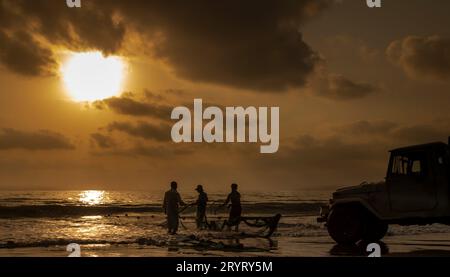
[1,0,450,191]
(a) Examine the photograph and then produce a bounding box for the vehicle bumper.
[317,205,330,223]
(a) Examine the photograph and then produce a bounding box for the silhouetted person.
[163,181,185,235]
[194,185,208,229]
[220,183,242,231]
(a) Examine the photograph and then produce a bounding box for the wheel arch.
[330,199,382,221]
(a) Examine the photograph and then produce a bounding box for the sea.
[1,190,450,257]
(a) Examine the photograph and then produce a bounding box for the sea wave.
[0,202,324,218]
[0,239,123,249]
[0,204,165,218]
[0,235,273,251]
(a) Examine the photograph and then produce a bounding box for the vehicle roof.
[390,142,448,153]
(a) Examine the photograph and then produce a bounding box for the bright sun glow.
[79,190,105,205]
[61,52,126,102]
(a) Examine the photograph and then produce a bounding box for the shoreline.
[1,232,449,257]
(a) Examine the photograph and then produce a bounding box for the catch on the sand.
[194,214,282,238]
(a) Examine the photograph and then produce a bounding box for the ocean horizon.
[1,190,450,257]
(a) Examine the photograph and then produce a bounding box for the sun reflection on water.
[79,190,105,205]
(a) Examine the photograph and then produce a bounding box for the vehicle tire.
[327,206,364,245]
[362,216,388,242]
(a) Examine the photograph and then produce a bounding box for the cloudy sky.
[0,0,449,191]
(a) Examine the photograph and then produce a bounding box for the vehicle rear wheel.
[327,206,364,245]
[362,216,388,242]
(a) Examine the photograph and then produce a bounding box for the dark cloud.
[16,0,125,54]
[0,0,125,76]
[0,0,332,90]
[284,135,384,167]
[247,120,450,187]
[336,120,398,135]
[109,0,330,91]
[387,35,450,81]
[312,73,378,100]
[90,133,115,149]
[0,30,55,76]
[94,144,193,158]
[131,144,192,157]
[0,0,14,28]
[0,128,75,150]
[337,120,450,145]
[143,89,166,102]
[391,124,450,145]
[94,95,172,121]
[246,134,388,188]
[107,121,171,142]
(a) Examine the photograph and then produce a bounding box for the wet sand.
[1,232,450,257]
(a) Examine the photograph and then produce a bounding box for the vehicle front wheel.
[362,216,388,242]
[327,206,364,245]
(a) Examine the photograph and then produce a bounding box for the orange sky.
[0,0,450,191]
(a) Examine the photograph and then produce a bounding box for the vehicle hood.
[333,182,384,198]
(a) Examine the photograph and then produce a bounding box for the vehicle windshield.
[390,152,427,178]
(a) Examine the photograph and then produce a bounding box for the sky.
[0,0,450,191]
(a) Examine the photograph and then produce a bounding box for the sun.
[61,52,126,102]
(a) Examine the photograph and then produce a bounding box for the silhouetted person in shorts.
[163,181,185,235]
[220,183,242,231]
[194,185,208,229]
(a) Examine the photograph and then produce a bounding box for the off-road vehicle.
[318,138,450,244]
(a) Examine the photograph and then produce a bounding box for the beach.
[1,190,450,257]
